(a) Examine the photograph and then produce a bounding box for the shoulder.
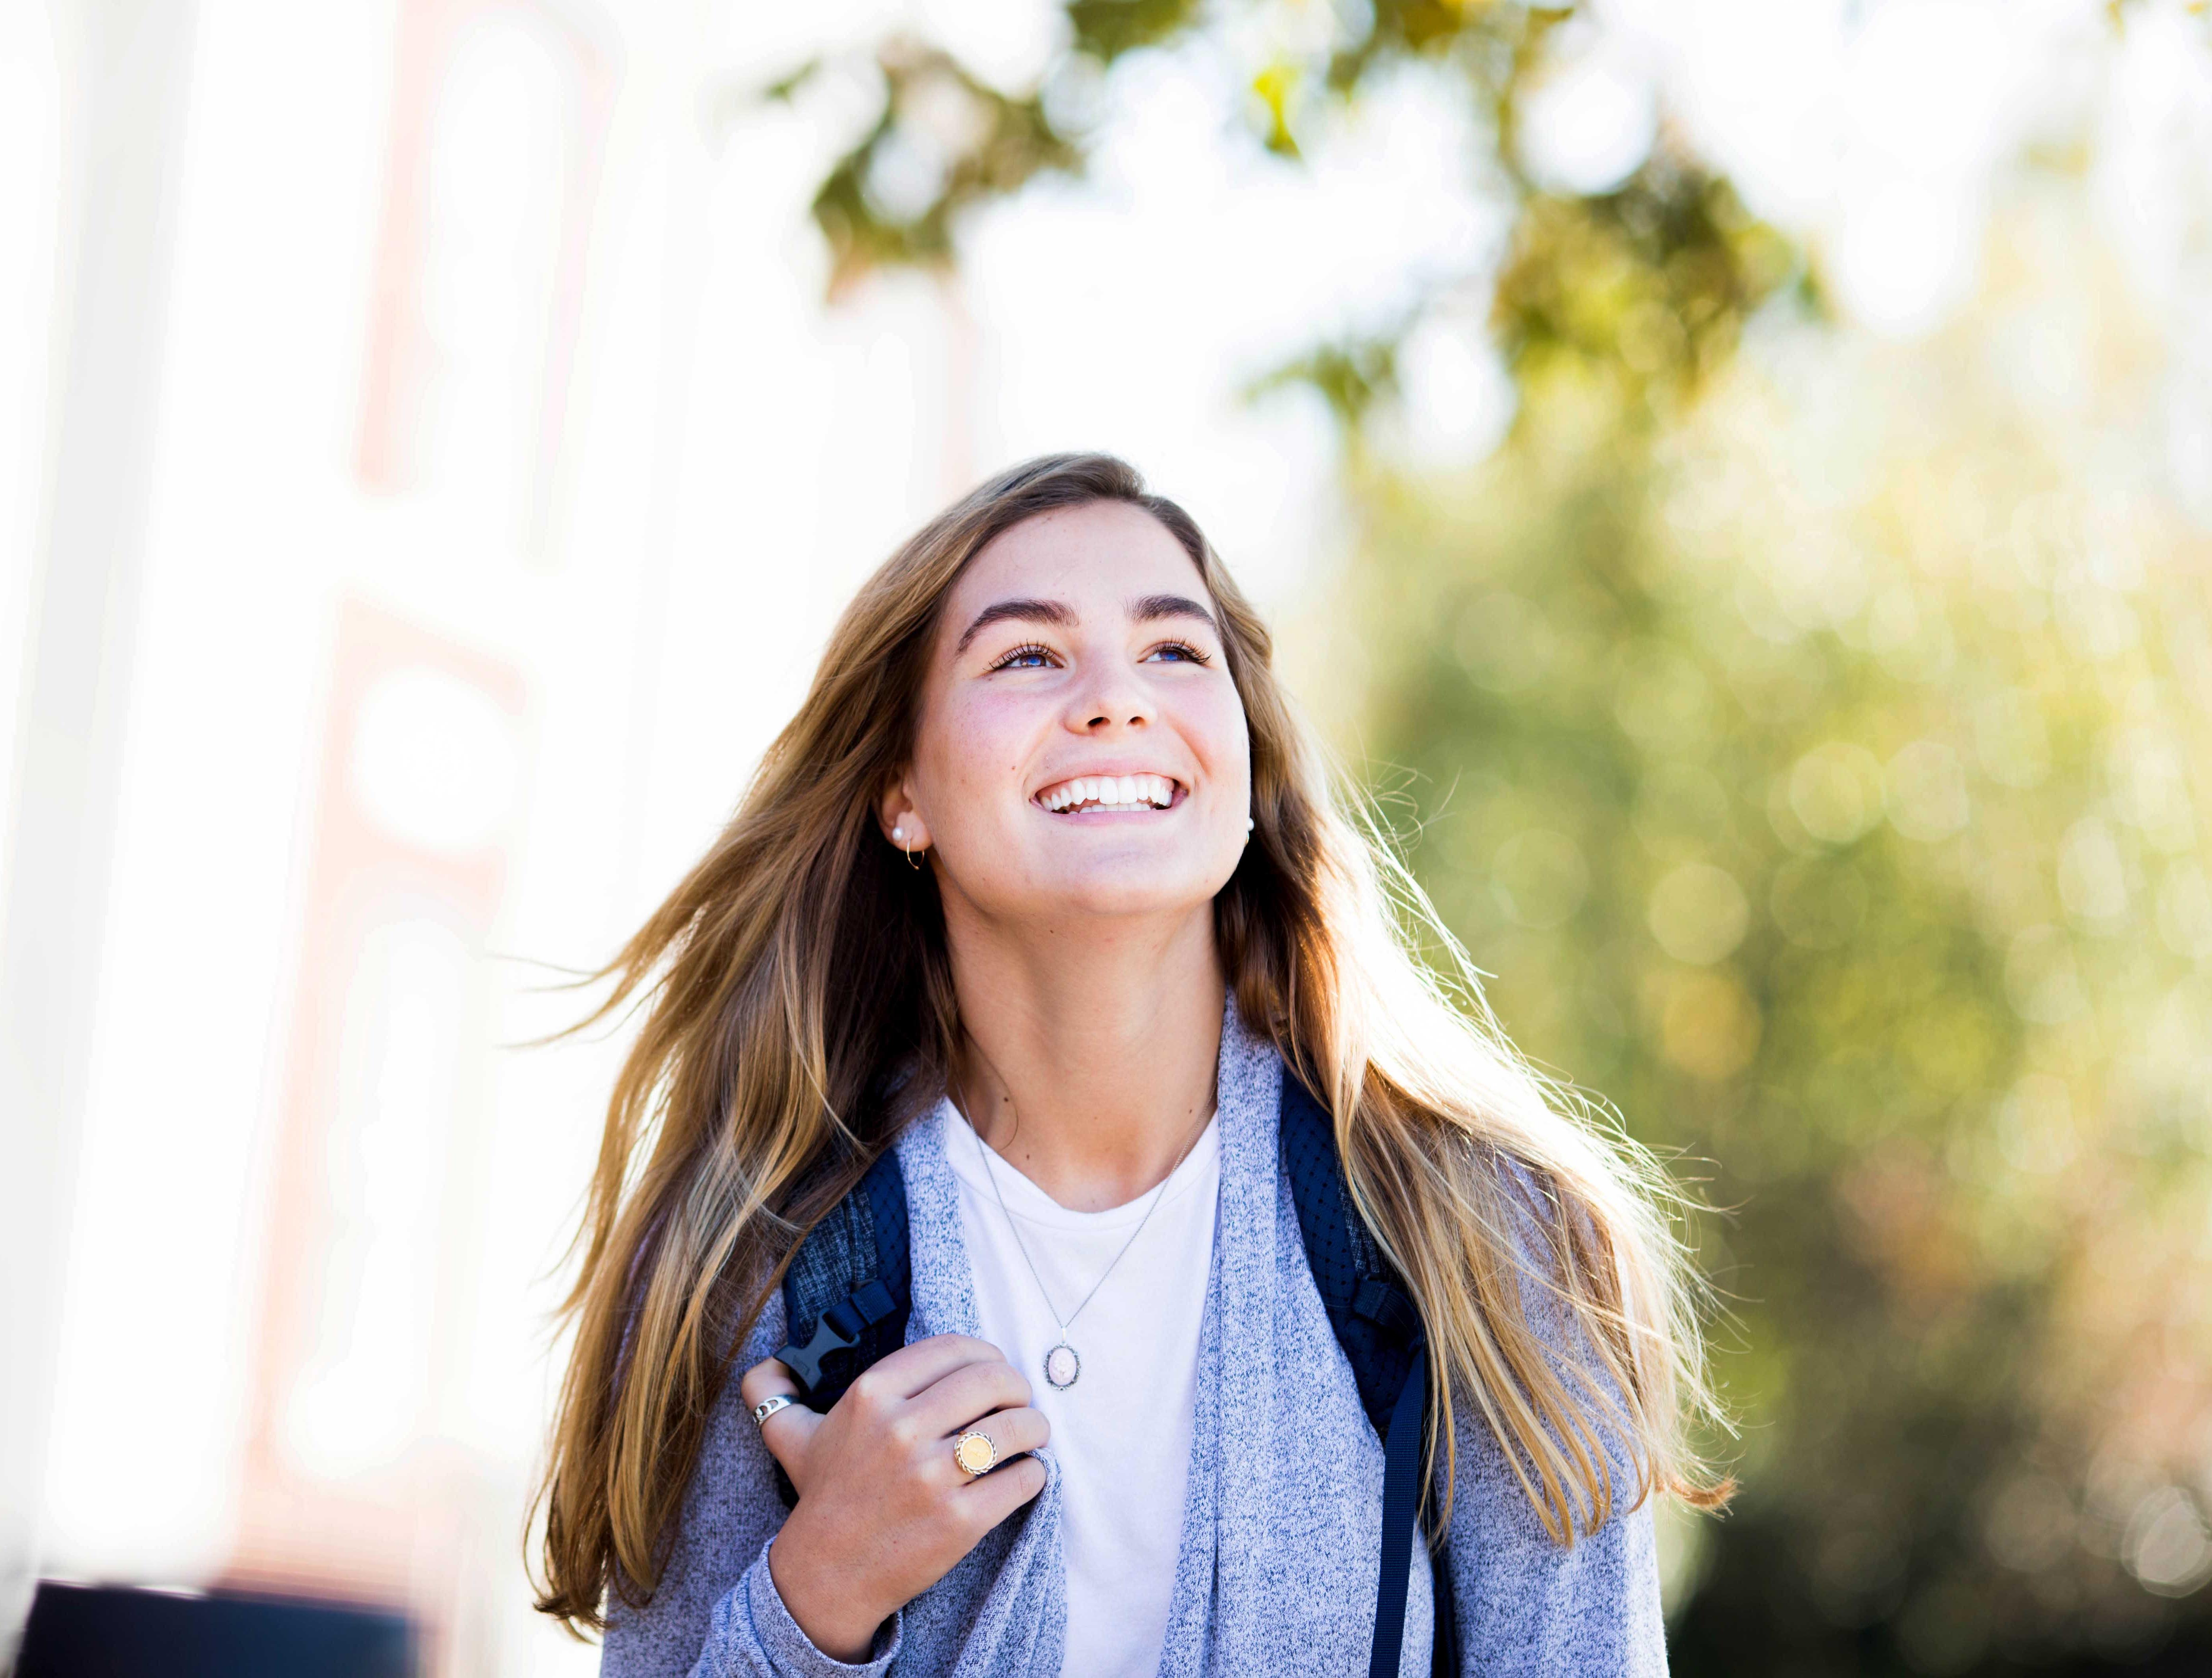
[1472,1146,1628,1400]
[1486,1151,1587,1302]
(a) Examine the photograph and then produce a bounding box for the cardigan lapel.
[1150,994,1257,1674]
[897,1103,1069,1677]
[1155,996,1436,1676]
[1192,996,1294,1673]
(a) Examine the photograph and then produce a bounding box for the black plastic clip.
[773,1279,900,1398]
[1353,1278,1420,1342]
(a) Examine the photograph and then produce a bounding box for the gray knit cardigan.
[600,997,1669,1677]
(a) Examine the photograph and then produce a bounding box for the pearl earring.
[892,826,906,844]
[1245,817,1254,833]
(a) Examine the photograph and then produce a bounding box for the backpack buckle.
[775,1278,901,1399]
[1352,1278,1419,1342]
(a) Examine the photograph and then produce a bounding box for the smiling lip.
[1033,771,1185,814]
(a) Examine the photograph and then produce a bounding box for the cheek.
[1190,687,1254,786]
[918,689,1035,805]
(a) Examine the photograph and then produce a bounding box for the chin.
[1030,856,1237,921]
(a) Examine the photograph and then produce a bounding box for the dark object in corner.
[17,1580,414,1677]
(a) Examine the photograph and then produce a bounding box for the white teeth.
[1038,773,1180,811]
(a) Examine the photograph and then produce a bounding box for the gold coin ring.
[952,1429,998,1478]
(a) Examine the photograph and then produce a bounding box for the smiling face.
[884,499,1253,930]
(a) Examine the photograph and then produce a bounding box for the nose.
[1065,665,1151,734]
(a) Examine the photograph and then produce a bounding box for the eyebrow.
[953,598,1076,655]
[1131,594,1218,633]
[952,592,1220,656]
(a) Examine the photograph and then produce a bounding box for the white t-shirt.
[941,1097,1221,1678]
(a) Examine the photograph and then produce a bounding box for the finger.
[960,1454,1048,1528]
[909,1359,1034,1438]
[759,1404,823,1485]
[938,1405,1048,1481]
[844,1334,1007,1405]
[739,1358,803,1412]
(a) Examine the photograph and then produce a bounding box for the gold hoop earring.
[905,846,922,871]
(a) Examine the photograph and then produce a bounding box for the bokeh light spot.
[2055,818,2131,931]
[1659,968,1762,1082]
[2003,926,2087,1024]
[1648,861,1751,965]
[1490,828,1590,929]
[1790,741,1887,845]
[2125,1487,2212,1598]
[1973,687,2051,790]
[1886,739,1971,843]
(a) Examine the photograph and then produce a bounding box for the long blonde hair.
[532,452,1730,1630]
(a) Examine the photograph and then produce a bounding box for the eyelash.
[1148,639,1211,665]
[988,642,1057,671]
[986,639,1212,672]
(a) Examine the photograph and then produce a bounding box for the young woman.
[534,453,1728,1676]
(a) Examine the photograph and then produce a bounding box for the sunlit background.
[4,1,2211,1673]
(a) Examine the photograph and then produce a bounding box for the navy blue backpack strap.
[1279,1073,1420,1432]
[1278,1071,1457,1678]
[769,1144,911,1503]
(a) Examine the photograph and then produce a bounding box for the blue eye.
[1146,640,1211,665]
[990,642,1055,671]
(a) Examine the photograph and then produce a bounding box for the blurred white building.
[0,3,1344,1671]
[0,2,988,1671]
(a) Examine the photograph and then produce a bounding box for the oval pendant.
[1043,1342,1081,1390]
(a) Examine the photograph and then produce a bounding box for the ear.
[877,776,933,854]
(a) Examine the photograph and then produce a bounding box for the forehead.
[943,500,1207,622]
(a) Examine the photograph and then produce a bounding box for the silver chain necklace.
[957,1076,1210,1391]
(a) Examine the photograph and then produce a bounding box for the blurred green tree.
[1318,173,2212,1670]
[754,0,1780,366]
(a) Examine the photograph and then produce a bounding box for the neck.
[942,904,1226,1214]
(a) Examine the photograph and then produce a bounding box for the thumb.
[738,1358,822,1491]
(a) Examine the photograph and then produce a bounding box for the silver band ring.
[952,1429,998,1478]
[751,1393,797,1429]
